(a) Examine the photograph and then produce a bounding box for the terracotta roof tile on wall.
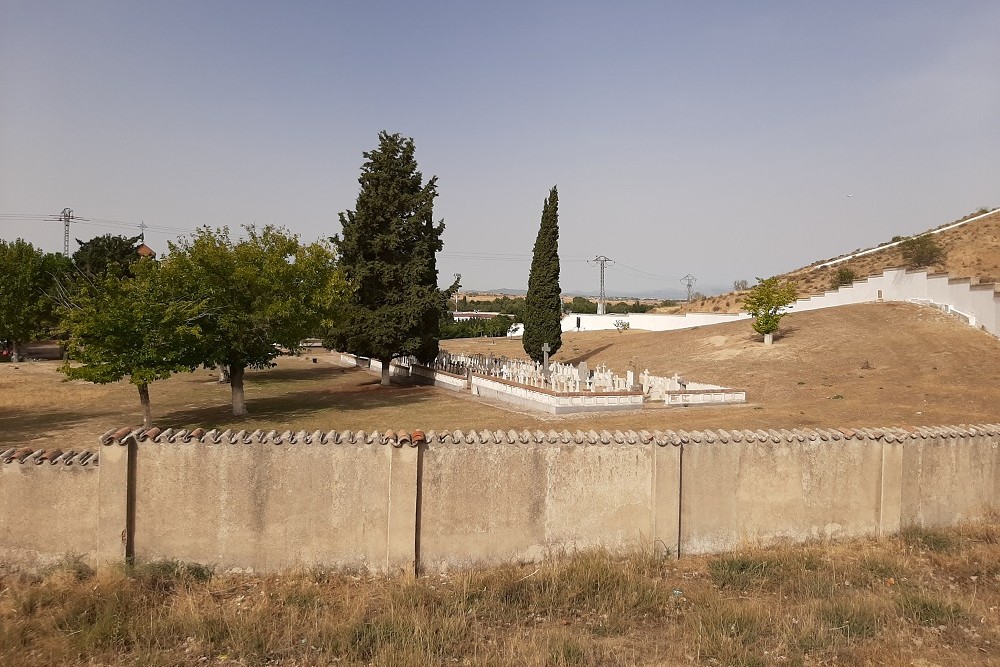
[0,447,98,466]
[97,424,1000,448]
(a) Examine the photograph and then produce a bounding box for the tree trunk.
[230,364,247,416]
[11,341,21,363]
[218,365,231,384]
[137,383,153,429]
[764,333,774,346]
[381,360,391,386]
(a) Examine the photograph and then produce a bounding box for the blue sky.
[1,1,997,297]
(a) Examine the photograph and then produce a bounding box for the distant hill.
[660,207,1000,314]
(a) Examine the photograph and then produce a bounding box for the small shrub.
[613,319,630,333]
[129,560,213,592]
[709,556,773,590]
[548,636,586,665]
[902,527,957,553]
[832,266,857,288]
[898,593,964,626]
[900,234,945,268]
[820,599,885,639]
[48,555,95,582]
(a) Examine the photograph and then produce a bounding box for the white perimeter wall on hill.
[560,268,999,337]
[562,311,749,333]
[788,268,999,337]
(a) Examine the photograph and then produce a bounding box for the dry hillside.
[659,207,1000,314]
[443,301,1000,430]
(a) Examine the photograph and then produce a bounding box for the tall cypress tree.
[523,186,562,363]
[328,131,445,385]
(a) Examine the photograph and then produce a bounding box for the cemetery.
[336,350,746,414]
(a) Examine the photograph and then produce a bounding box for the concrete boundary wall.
[563,267,999,336]
[1,424,998,572]
[566,311,750,333]
[789,268,1000,337]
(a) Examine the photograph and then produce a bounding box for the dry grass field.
[662,208,1000,315]
[2,302,999,448]
[3,300,1000,666]
[2,522,998,666]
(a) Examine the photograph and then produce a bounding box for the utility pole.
[60,208,75,257]
[680,274,697,302]
[589,255,614,314]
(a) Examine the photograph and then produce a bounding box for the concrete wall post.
[651,442,681,557]
[385,444,420,575]
[878,440,903,536]
[96,438,133,563]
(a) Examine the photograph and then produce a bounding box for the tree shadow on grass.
[773,325,798,342]
[0,409,116,447]
[561,343,614,365]
[244,364,355,384]
[157,381,437,430]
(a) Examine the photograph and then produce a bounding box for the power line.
[611,261,681,281]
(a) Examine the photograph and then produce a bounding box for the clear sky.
[1,1,997,298]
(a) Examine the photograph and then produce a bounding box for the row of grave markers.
[421,352,694,399]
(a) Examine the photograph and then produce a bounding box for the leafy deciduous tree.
[523,186,563,363]
[59,258,205,428]
[327,131,445,386]
[164,225,341,415]
[743,276,798,344]
[0,239,71,362]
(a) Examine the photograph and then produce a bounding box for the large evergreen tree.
[522,186,562,363]
[327,131,445,386]
[72,233,143,279]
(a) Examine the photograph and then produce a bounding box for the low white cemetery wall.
[470,375,644,415]
[665,389,747,406]
[564,312,750,333]
[409,364,469,391]
[337,353,468,391]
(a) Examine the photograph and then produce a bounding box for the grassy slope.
[444,301,1000,430]
[660,208,1000,314]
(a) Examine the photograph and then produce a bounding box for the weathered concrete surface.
[3,427,999,572]
[0,460,100,566]
[679,437,886,554]
[133,442,415,573]
[419,442,654,571]
[901,433,1000,528]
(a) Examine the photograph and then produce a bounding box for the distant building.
[136,243,156,259]
[451,311,502,321]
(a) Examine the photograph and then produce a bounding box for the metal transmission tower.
[589,255,615,314]
[680,274,697,302]
[44,208,89,257]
